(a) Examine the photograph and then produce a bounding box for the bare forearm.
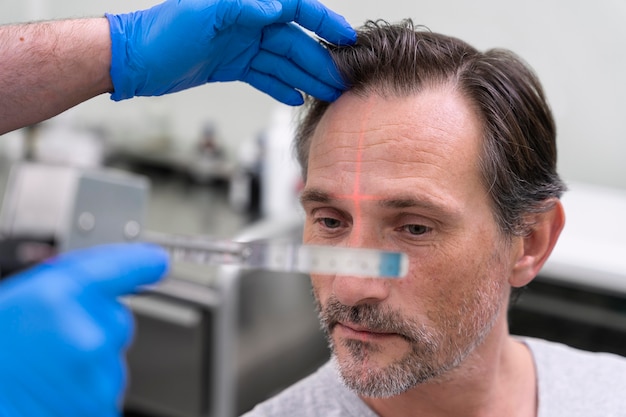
[0,18,113,135]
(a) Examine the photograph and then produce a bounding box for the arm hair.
[0,18,113,134]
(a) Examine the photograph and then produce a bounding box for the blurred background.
[1,0,625,188]
[0,1,625,417]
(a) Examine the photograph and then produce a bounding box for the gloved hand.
[0,243,169,417]
[106,0,356,105]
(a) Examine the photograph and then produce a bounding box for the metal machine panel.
[62,170,148,252]
[125,295,211,417]
[0,162,148,251]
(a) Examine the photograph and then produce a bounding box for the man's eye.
[318,218,342,229]
[403,224,430,235]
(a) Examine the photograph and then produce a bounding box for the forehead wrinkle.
[308,141,361,169]
[359,140,454,183]
[363,124,458,149]
[364,139,455,165]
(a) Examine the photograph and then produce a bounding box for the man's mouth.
[334,322,399,342]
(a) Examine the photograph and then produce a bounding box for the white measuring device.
[144,231,409,279]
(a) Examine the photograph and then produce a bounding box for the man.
[0,1,356,416]
[243,20,626,416]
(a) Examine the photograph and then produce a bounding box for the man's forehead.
[311,88,480,146]
[307,90,483,175]
[302,88,486,214]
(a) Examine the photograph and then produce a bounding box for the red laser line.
[349,98,376,247]
[334,193,382,200]
[337,99,386,378]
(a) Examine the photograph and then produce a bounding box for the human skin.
[299,86,565,417]
[0,19,113,135]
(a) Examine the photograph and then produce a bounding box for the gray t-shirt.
[241,337,626,416]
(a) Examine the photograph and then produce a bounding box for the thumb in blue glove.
[107,0,356,105]
[0,243,169,417]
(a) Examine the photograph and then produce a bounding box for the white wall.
[2,0,625,189]
[328,0,626,189]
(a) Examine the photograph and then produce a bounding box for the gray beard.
[317,291,502,398]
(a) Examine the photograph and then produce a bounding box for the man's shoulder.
[523,337,626,416]
[525,336,626,374]
[240,361,376,417]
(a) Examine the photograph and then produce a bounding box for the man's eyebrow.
[300,189,457,216]
[377,197,439,210]
[299,189,333,205]
[376,196,460,218]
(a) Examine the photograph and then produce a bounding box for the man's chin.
[330,352,415,398]
[329,334,449,398]
[331,336,408,374]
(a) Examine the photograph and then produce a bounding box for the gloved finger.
[243,69,304,105]
[276,0,356,45]
[0,398,16,417]
[113,353,129,406]
[260,23,346,91]
[71,288,135,354]
[3,380,62,417]
[30,347,119,416]
[62,355,123,416]
[0,267,115,351]
[110,300,136,350]
[94,297,136,352]
[41,243,169,298]
[217,0,282,30]
[67,294,133,405]
[0,399,20,417]
[250,50,341,102]
[90,350,129,407]
[60,350,125,417]
[10,367,95,417]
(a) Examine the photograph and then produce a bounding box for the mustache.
[317,296,428,343]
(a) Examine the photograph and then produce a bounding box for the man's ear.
[510,199,565,288]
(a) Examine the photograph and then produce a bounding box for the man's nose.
[332,229,392,306]
[332,273,392,307]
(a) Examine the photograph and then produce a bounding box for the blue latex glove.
[0,243,169,417]
[106,0,356,105]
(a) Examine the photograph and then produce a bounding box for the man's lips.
[334,322,398,341]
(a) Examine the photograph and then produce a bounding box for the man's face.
[300,87,516,397]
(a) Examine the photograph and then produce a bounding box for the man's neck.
[361,322,537,417]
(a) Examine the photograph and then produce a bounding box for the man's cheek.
[311,274,334,303]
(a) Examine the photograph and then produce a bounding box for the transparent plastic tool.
[143,231,409,278]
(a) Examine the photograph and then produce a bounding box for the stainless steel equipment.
[0,162,329,417]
